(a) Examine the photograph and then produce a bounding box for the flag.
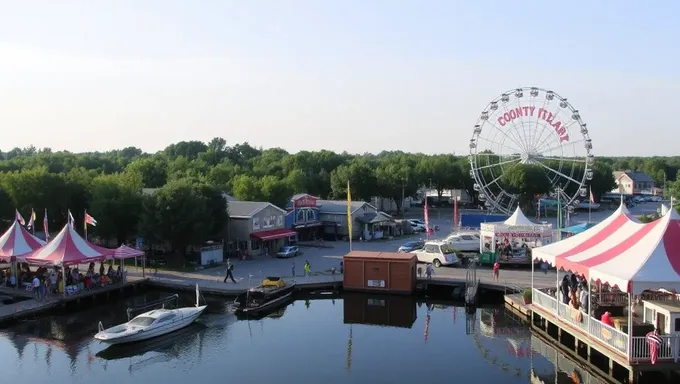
[536,199,541,220]
[68,210,75,228]
[27,209,36,230]
[346,181,352,238]
[15,210,25,226]
[589,187,595,203]
[424,199,431,236]
[43,209,49,241]
[85,212,97,227]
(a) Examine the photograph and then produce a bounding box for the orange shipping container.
[343,251,417,294]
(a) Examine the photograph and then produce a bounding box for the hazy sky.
[0,1,678,156]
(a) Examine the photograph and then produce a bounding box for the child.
[493,260,500,282]
[417,266,423,278]
[425,264,433,280]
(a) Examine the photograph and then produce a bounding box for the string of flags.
[13,208,97,238]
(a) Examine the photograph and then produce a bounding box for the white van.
[412,241,461,268]
[444,233,480,252]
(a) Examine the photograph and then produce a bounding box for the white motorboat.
[94,284,207,345]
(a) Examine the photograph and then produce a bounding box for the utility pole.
[401,177,406,216]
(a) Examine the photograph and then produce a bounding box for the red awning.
[250,228,297,241]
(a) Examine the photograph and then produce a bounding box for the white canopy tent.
[479,206,553,253]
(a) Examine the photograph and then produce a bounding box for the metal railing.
[587,317,629,356]
[631,335,680,362]
[557,301,588,333]
[532,288,558,313]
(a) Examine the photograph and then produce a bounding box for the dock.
[0,280,146,325]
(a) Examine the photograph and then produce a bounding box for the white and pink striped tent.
[0,220,46,263]
[113,244,144,259]
[23,224,114,266]
[532,202,680,294]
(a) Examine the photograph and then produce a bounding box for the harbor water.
[0,291,668,384]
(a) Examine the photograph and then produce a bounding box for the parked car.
[444,233,480,252]
[409,219,426,226]
[412,241,461,268]
[276,246,300,258]
[398,240,425,253]
[409,222,426,232]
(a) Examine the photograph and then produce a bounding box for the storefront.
[355,212,397,240]
[285,194,322,241]
[228,201,297,257]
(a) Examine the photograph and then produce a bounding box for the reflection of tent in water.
[1,331,30,359]
[530,333,607,384]
[473,308,532,377]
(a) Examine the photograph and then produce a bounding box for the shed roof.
[344,251,415,261]
[317,200,376,214]
[643,300,680,312]
[614,171,655,183]
[228,201,285,218]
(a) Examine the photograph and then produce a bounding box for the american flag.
[424,199,431,236]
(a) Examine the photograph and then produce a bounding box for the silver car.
[276,246,300,258]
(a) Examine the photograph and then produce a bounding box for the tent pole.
[627,288,633,361]
[588,278,592,337]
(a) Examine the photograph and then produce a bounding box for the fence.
[631,335,679,362]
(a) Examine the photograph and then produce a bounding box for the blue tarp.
[460,213,509,229]
[560,222,595,235]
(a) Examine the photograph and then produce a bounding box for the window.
[251,240,261,250]
[157,313,176,324]
[296,209,306,223]
[461,235,475,241]
[440,244,456,254]
[424,245,436,253]
[675,318,680,332]
[129,316,155,326]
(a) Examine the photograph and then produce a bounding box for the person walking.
[493,260,500,282]
[304,260,311,278]
[223,258,236,283]
[425,263,433,280]
[292,262,296,278]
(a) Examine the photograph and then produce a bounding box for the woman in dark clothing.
[570,274,579,291]
[560,275,571,304]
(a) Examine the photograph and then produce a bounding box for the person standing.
[560,275,571,304]
[223,258,236,283]
[425,263,433,280]
[291,262,296,278]
[579,282,589,313]
[304,260,311,277]
[493,260,500,282]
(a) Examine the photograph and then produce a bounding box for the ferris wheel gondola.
[469,87,593,214]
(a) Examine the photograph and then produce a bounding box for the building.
[285,194,322,241]
[228,201,296,256]
[317,200,396,240]
[612,171,655,195]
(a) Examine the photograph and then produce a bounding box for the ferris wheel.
[468,87,594,214]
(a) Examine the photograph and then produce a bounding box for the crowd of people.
[2,261,126,299]
[558,273,590,315]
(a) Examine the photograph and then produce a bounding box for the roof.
[24,224,115,266]
[355,212,394,224]
[503,206,537,226]
[643,300,680,313]
[344,251,416,261]
[532,201,680,294]
[0,220,46,262]
[228,201,285,218]
[317,200,376,214]
[560,222,595,235]
[221,193,237,201]
[112,245,144,259]
[614,171,655,183]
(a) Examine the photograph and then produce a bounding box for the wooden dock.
[504,293,531,319]
[0,280,146,325]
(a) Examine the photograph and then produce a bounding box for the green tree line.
[1,138,678,253]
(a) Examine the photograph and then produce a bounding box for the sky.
[0,1,678,157]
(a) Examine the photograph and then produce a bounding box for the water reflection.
[0,291,668,384]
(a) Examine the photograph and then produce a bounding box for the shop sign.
[367,299,386,306]
[252,217,260,231]
[262,215,276,229]
[276,215,283,226]
[495,232,541,238]
[367,280,386,288]
[294,195,317,208]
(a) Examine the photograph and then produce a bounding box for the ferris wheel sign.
[469,87,594,215]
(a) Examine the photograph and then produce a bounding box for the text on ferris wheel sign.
[497,106,569,142]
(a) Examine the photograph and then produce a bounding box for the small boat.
[233,277,295,315]
[94,284,207,345]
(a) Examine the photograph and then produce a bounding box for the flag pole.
[31,209,35,236]
[588,186,592,223]
[347,180,353,252]
[84,210,88,241]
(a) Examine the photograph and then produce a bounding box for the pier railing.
[532,288,630,358]
[588,317,628,356]
[631,335,680,362]
[532,288,557,313]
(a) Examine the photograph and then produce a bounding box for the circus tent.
[23,224,114,266]
[532,202,680,294]
[112,244,144,259]
[0,220,46,263]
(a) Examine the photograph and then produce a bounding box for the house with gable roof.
[612,171,655,195]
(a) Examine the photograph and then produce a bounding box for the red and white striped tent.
[0,219,46,263]
[532,202,680,294]
[23,224,114,266]
[112,244,144,259]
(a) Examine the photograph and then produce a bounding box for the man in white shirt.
[32,276,41,300]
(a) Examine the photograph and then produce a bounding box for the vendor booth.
[478,206,553,265]
[560,222,595,238]
[0,219,46,287]
[530,201,680,365]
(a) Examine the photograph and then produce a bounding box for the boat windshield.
[129,316,155,326]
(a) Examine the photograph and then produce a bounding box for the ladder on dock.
[464,259,479,307]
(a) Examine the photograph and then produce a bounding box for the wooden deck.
[0,280,146,325]
[504,293,531,318]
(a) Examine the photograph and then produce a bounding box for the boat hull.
[95,306,206,345]
[234,284,295,316]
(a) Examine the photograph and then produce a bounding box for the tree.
[417,155,463,199]
[375,156,419,214]
[588,162,616,201]
[0,185,13,225]
[197,184,229,238]
[88,172,144,245]
[329,158,378,201]
[206,160,241,192]
[126,156,168,188]
[500,165,552,208]
[139,179,210,257]
[259,175,293,208]
[231,174,263,201]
